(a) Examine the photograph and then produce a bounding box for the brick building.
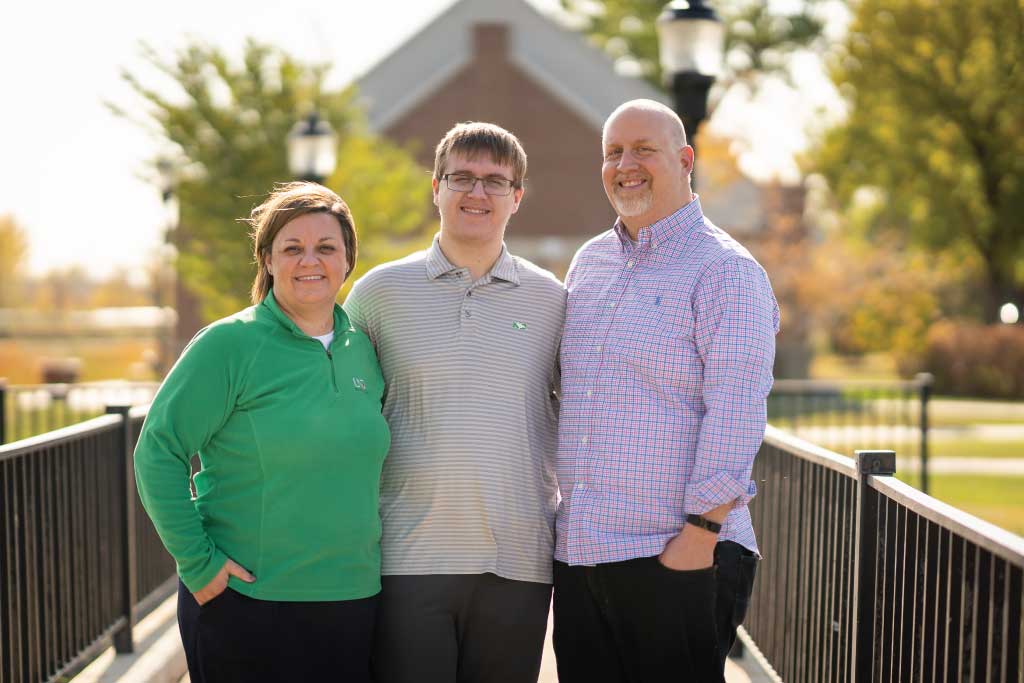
[355,0,669,272]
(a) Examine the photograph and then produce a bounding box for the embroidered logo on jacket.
[352,377,367,391]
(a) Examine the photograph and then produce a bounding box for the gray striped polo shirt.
[344,238,566,584]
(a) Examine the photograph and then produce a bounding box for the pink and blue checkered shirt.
[554,198,780,565]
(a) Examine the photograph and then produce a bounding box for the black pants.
[177,580,378,683]
[372,573,552,683]
[552,541,758,683]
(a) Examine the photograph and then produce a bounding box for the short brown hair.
[433,122,527,188]
[248,182,357,304]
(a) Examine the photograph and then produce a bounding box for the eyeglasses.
[441,173,516,196]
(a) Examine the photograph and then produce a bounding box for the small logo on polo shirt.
[352,377,367,391]
[512,321,528,330]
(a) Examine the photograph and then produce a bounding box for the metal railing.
[0,405,176,683]
[769,374,933,492]
[0,380,159,445]
[745,427,1024,682]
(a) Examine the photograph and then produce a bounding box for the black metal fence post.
[0,378,7,444]
[106,404,137,653]
[851,449,896,682]
[916,373,933,495]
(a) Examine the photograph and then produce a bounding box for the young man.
[553,99,780,682]
[345,122,565,683]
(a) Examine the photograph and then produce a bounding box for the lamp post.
[287,111,338,183]
[656,0,725,186]
[156,157,177,203]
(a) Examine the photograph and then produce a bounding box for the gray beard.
[612,189,653,217]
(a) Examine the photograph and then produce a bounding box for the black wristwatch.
[686,513,722,534]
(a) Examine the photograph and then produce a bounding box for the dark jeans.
[372,573,552,683]
[552,541,758,683]
[177,580,378,683]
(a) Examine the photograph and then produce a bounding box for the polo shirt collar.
[424,235,520,285]
[613,194,705,251]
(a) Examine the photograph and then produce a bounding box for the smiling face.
[265,212,347,319]
[601,105,693,232]
[432,151,524,247]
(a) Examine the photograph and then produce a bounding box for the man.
[552,99,780,683]
[345,122,565,683]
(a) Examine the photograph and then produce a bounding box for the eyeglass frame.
[440,173,518,197]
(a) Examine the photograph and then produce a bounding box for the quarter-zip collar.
[259,290,353,345]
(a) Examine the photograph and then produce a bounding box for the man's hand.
[658,523,718,571]
[659,502,733,570]
[193,558,256,605]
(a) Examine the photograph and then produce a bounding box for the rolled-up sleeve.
[685,257,779,514]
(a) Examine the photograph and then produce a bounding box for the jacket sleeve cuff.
[684,475,757,514]
[179,545,228,594]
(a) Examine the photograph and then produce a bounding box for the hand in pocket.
[194,558,256,605]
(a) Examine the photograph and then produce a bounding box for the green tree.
[112,40,434,321]
[0,214,29,308]
[328,132,437,297]
[559,0,830,86]
[813,0,1024,321]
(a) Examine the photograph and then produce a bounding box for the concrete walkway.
[71,594,185,683]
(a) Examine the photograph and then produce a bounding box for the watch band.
[686,513,722,534]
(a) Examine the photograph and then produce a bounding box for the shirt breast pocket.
[616,287,701,394]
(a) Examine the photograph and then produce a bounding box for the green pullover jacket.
[134,292,390,600]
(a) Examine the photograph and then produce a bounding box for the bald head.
[600,99,695,235]
[603,99,687,150]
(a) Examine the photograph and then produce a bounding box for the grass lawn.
[930,437,1024,459]
[929,413,1024,428]
[809,352,900,381]
[0,337,158,383]
[897,472,1024,537]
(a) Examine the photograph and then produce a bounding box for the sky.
[0,0,841,280]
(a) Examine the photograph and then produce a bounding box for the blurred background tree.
[327,133,436,285]
[559,0,831,86]
[0,214,29,308]
[813,0,1024,323]
[112,39,434,322]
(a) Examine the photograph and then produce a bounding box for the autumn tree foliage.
[0,215,29,308]
[814,0,1024,321]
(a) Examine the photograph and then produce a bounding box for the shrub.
[916,321,1024,399]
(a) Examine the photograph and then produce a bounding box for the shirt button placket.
[462,285,474,321]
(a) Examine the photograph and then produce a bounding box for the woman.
[134,183,390,682]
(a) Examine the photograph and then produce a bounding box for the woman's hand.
[193,558,256,605]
